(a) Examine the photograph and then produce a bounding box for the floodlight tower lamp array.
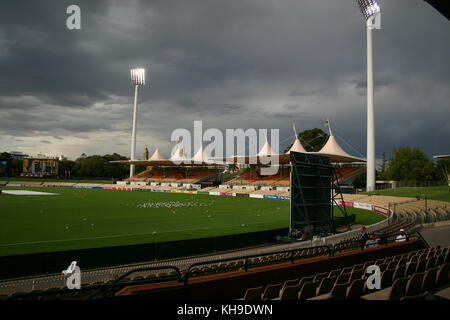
[129,67,146,178]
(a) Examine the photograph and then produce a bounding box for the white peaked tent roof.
[257,141,274,156]
[191,145,211,163]
[320,120,350,157]
[257,132,275,156]
[286,125,307,154]
[434,155,450,159]
[318,134,352,157]
[310,120,365,163]
[170,142,187,161]
[149,148,165,161]
[286,138,307,154]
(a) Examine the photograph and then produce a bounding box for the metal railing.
[86,265,185,300]
[4,265,184,301]
[184,245,332,285]
[332,231,425,255]
[3,245,333,300]
[2,233,430,300]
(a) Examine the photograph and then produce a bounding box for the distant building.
[8,151,29,160]
[22,155,59,178]
[0,153,10,177]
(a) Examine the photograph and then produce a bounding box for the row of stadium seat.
[238,246,450,300]
[133,167,223,183]
[227,168,291,186]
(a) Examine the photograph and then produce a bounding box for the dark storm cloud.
[0,0,448,159]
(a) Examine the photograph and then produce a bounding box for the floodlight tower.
[356,0,380,192]
[129,68,146,178]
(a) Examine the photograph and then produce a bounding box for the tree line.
[59,153,147,180]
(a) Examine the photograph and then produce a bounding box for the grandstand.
[227,167,290,187]
[116,124,365,192]
[207,125,365,191]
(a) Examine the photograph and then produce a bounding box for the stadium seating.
[234,246,449,301]
[132,167,222,184]
[227,167,291,187]
[335,166,365,184]
[3,239,447,301]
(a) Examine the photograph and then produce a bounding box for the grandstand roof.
[286,138,307,154]
[286,125,307,154]
[257,140,275,157]
[309,121,366,163]
[110,159,220,166]
[169,142,187,162]
[192,145,212,164]
[149,148,165,161]
[111,121,365,166]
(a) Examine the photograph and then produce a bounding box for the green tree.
[284,128,329,152]
[71,153,130,179]
[383,147,437,182]
[299,128,329,152]
[381,152,387,173]
[11,159,23,176]
[58,160,75,178]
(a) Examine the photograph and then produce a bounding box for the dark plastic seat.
[405,262,418,277]
[341,267,353,275]
[346,279,365,300]
[282,278,299,291]
[352,264,363,272]
[336,272,351,284]
[416,259,428,273]
[349,270,363,283]
[435,263,450,287]
[313,272,328,283]
[400,291,428,300]
[316,276,337,296]
[405,272,425,297]
[238,286,264,300]
[261,283,282,300]
[298,281,319,300]
[328,269,341,277]
[330,282,349,300]
[435,254,445,267]
[381,268,395,289]
[421,267,438,292]
[276,284,301,300]
[392,265,406,282]
[298,275,314,289]
[426,256,437,270]
[388,277,409,300]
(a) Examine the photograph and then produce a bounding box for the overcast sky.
[0,0,448,161]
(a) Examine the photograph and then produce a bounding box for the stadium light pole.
[356,0,380,192]
[130,68,146,178]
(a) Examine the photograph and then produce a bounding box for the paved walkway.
[420,225,450,248]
